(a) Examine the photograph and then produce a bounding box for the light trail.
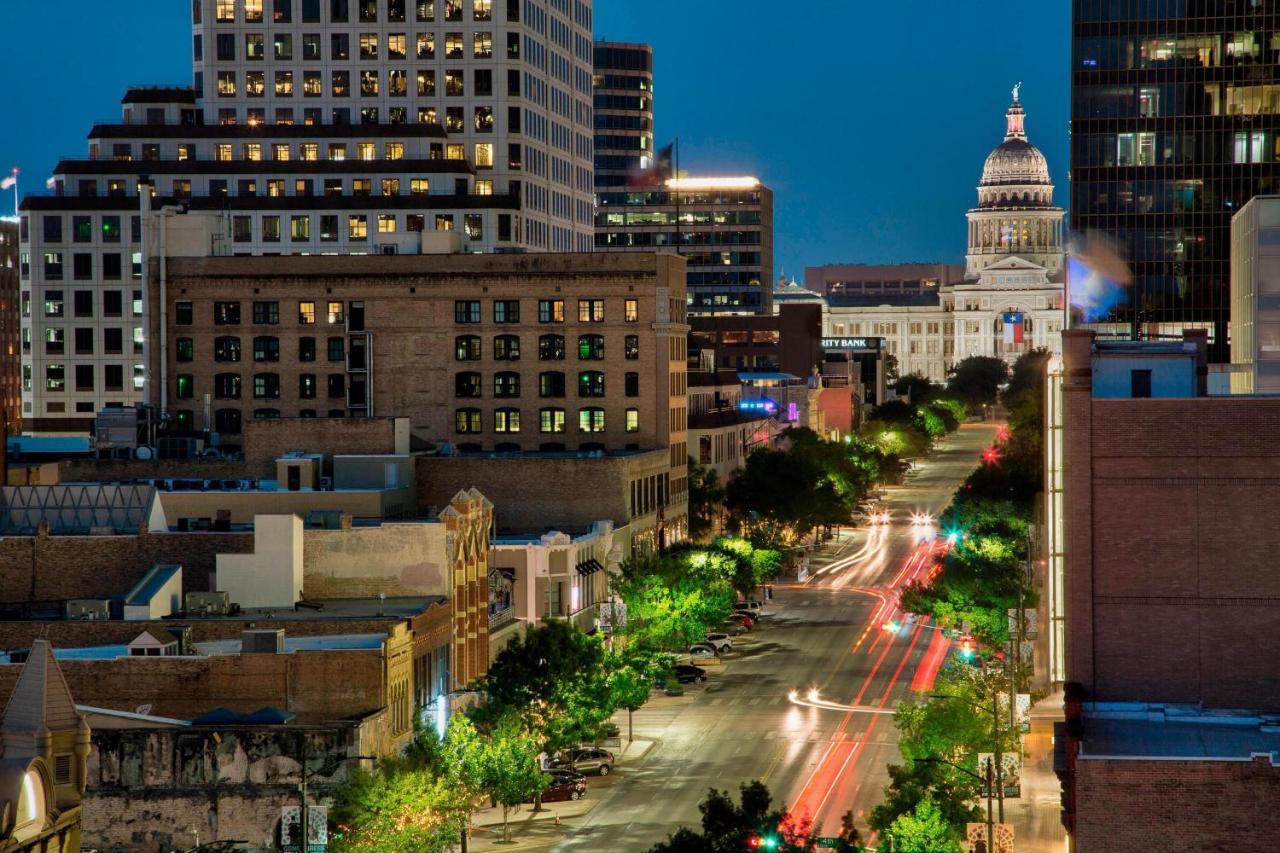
[786,688,897,715]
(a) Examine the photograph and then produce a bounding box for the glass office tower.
[1072,1,1280,360]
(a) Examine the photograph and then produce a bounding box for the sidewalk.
[1006,689,1065,853]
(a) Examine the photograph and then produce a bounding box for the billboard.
[281,805,328,853]
[977,753,1022,799]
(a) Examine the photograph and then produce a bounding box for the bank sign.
[820,337,883,353]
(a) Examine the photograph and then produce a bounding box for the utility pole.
[984,756,994,853]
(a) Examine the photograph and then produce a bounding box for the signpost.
[281,805,328,853]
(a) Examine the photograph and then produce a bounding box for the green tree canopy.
[946,356,1009,412]
[688,457,728,542]
[330,763,470,853]
[880,798,963,853]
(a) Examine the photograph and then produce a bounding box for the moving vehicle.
[550,747,616,776]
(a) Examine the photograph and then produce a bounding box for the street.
[548,423,1066,851]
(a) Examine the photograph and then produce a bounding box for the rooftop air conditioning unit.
[185,591,231,616]
[242,628,285,654]
[66,599,110,621]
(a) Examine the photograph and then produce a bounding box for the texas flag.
[1002,312,1026,345]
[0,168,15,191]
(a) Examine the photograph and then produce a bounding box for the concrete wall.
[303,521,449,599]
[1073,756,1280,853]
[216,515,304,609]
[83,725,363,853]
[242,417,403,476]
[0,530,254,607]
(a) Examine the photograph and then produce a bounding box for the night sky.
[0,1,1069,279]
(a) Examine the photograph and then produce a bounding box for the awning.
[576,559,604,577]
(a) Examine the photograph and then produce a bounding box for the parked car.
[688,643,719,659]
[727,612,756,630]
[545,767,586,784]
[703,632,733,654]
[721,620,749,636]
[534,774,587,802]
[677,663,707,683]
[551,747,616,776]
[734,601,764,618]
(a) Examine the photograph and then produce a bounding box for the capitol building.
[811,88,1066,383]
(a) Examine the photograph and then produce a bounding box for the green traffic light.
[763,837,779,850]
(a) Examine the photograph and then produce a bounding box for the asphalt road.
[553,423,1047,852]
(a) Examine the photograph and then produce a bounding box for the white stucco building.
[822,88,1066,383]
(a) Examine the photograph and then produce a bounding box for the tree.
[946,356,1009,412]
[330,763,470,853]
[894,373,943,404]
[646,781,833,853]
[881,798,963,853]
[607,649,656,742]
[480,718,549,844]
[688,457,727,541]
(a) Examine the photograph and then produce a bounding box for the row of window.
[454,370,640,398]
[454,334,639,361]
[215,68,502,103]
[172,408,349,435]
[226,210,488,242]
[178,300,363,328]
[455,298,638,324]
[175,335,351,363]
[40,363,142,393]
[36,327,141,357]
[207,30,502,63]
[29,290,141,319]
[207,0,507,26]
[175,372,350,400]
[454,406,638,435]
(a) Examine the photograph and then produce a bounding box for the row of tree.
[870,350,1051,850]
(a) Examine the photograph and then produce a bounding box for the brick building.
[0,221,18,433]
[150,249,687,462]
[1057,328,1280,851]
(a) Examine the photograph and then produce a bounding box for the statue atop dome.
[1013,81,1021,103]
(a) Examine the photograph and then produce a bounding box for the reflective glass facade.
[1072,0,1280,359]
[593,42,654,191]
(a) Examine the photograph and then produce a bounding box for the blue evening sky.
[0,1,1069,279]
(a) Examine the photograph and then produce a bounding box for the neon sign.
[738,399,778,415]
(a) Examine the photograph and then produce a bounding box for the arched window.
[214,373,241,399]
[578,407,605,433]
[455,371,483,398]
[494,334,521,360]
[455,335,482,361]
[578,334,604,360]
[253,336,280,362]
[214,336,241,362]
[253,373,280,399]
[494,371,520,398]
[494,407,521,433]
[539,371,565,398]
[214,408,242,434]
[578,371,605,397]
[539,334,565,361]
[455,408,482,434]
[539,407,565,433]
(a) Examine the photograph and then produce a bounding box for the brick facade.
[1063,329,1280,711]
[0,529,254,609]
[1072,756,1280,852]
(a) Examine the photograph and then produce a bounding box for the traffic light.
[748,836,779,850]
[959,635,975,660]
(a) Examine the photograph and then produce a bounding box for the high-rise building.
[1071,8,1280,360]
[0,221,20,432]
[20,0,596,432]
[592,42,654,191]
[596,177,774,316]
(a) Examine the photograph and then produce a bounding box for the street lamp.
[914,755,995,853]
[930,691,1009,825]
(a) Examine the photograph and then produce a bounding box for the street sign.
[965,822,1014,853]
[814,839,841,849]
[281,805,328,852]
[977,754,1022,799]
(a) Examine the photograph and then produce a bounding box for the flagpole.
[673,137,681,257]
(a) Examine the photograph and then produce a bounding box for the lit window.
[417,70,436,96]
[360,70,379,96]
[455,408,482,434]
[348,215,368,241]
[388,69,407,96]
[578,300,605,323]
[245,0,264,22]
[244,143,262,161]
[328,302,344,324]
[417,33,435,59]
[329,144,347,161]
[495,408,520,433]
[445,69,464,96]
[291,216,311,240]
[474,0,491,20]
[625,299,639,322]
[540,407,566,433]
[475,179,493,196]
[445,32,464,58]
[578,335,604,360]
[304,72,323,97]
[216,144,233,162]
[446,143,465,160]
[388,33,407,59]
[378,215,397,233]
[217,72,236,97]
[386,142,405,160]
[299,302,317,324]
[626,409,639,433]
[382,178,401,196]
[360,33,379,59]
[578,408,605,434]
[216,0,235,21]
[275,71,294,96]
[272,144,291,161]
[475,108,494,134]
[474,32,492,58]
[357,142,376,161]
[246,71,265,97]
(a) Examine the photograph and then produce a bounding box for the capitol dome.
[976,88,1054,209]
[965,86,1065,280]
